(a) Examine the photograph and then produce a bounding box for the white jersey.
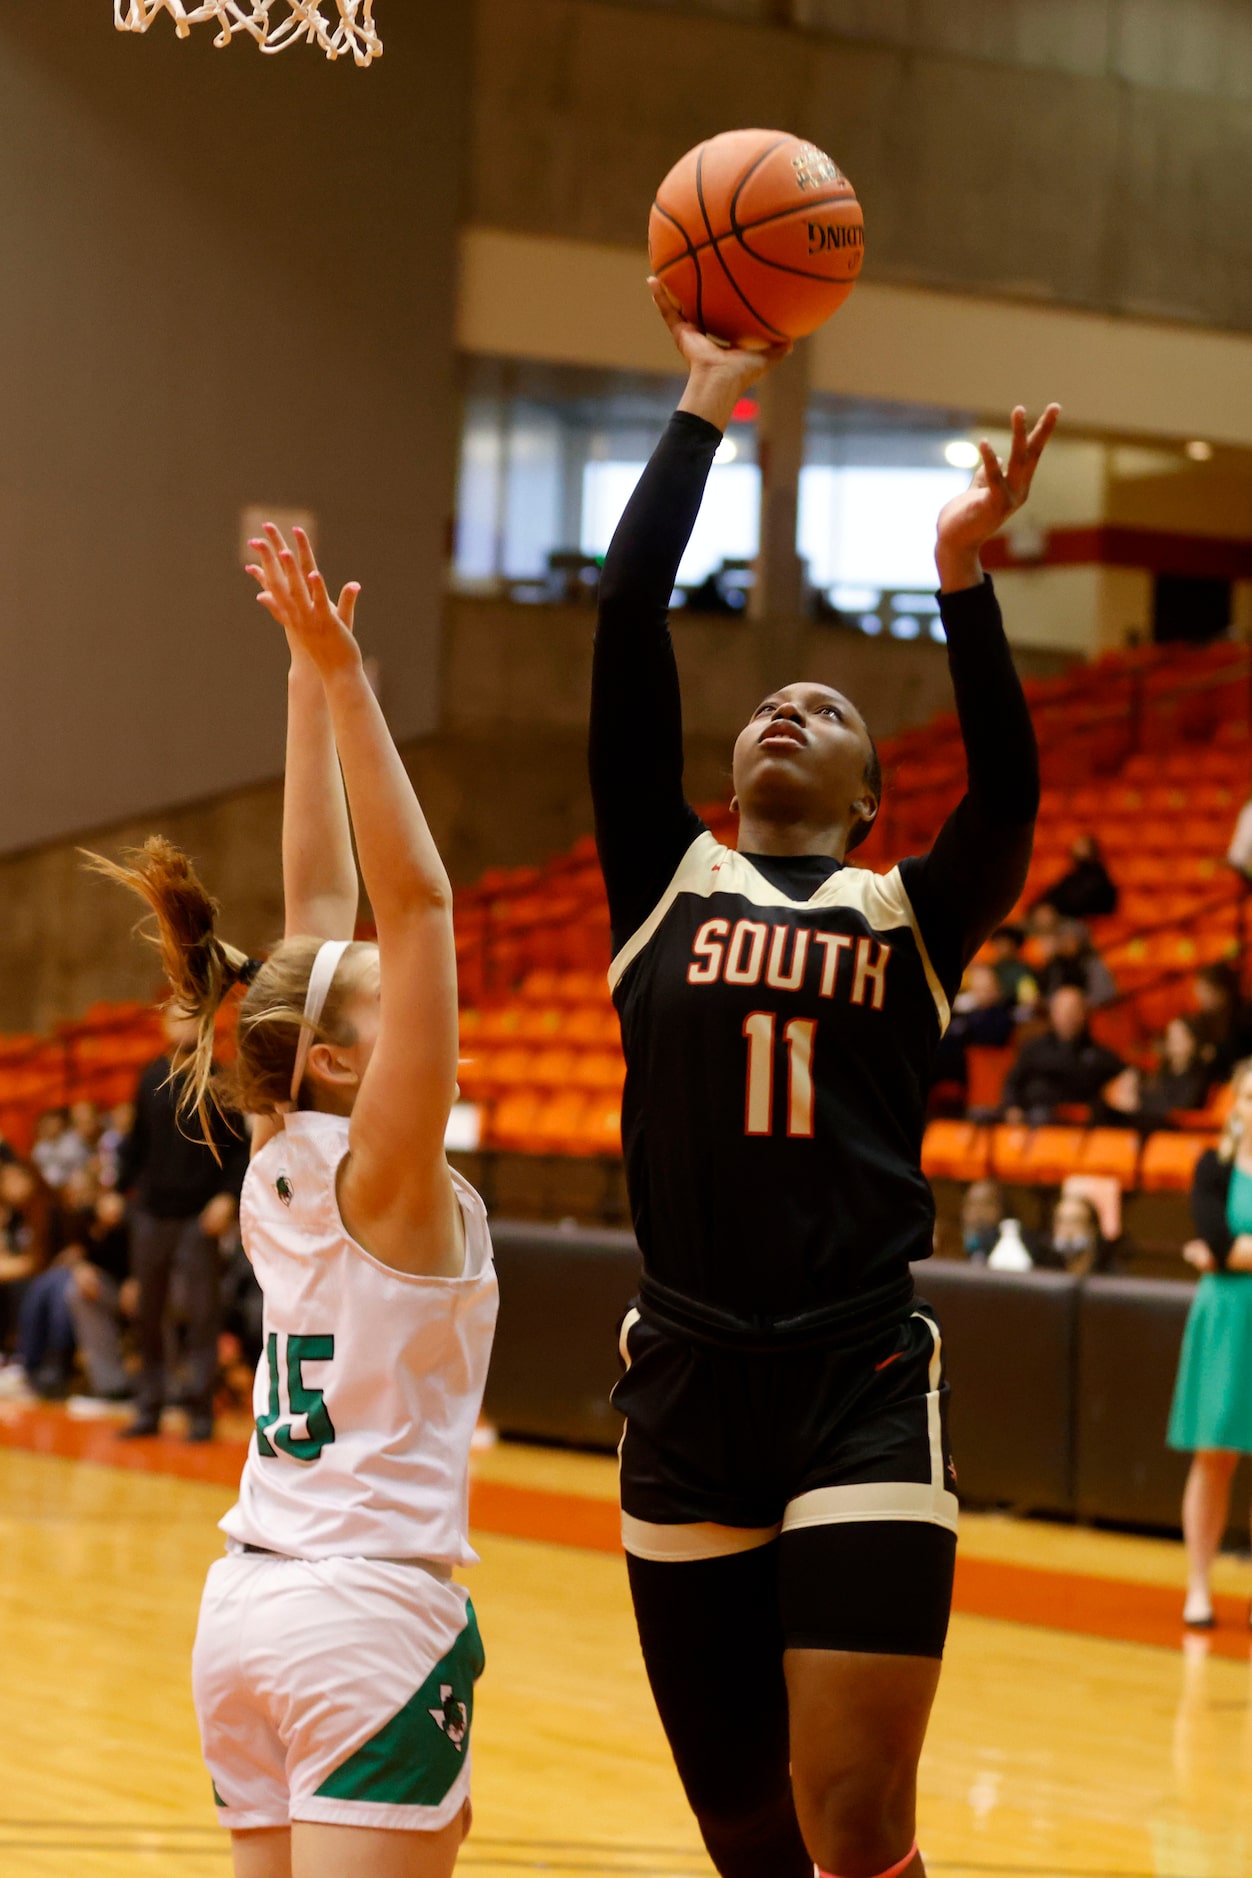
[220,1111,497,1567]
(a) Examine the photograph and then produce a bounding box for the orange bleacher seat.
[1139,1132,1217,1192]
[525,1091,595,1155]
[516,1007,566,1045]
[1022,1127,1088,1183]
[989,1124,1031,1181]
[1193,816,1235,851]
[487,1091,544,1153]
[529,1047,580,1090]
[1117,855,1172,889]
[965,1045,1015,1114]
[568,1097,623,1157]
[519,970,562,1004]
[1074,1128,1140,1187]
[458,1009,484,1046]
[1191,784,1236,815]
[1133,984,1193,1033]
[479,1046,538,1098]
[573,1050,627,1094]
[1121,755,1157,785]
[920,1122,989,1182]
[564,1005,620,1048]
[478,1008,526,1045]
[991,1125,1085,1185]
[553,971,607,1006]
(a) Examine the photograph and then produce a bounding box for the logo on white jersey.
[276,1173,294,1206]
[429,1684,468,1751]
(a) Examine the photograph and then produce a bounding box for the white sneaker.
[1183,1589,1215,1627]
[0,1365,32,1400]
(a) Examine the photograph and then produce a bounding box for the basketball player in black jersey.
[591,281,1057,1878]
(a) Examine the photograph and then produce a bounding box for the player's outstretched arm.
[590,285,790,949]
[247,526,359,944]
[901,407,1059,989]
[253,540,461,1272]
[935,404,1060,593]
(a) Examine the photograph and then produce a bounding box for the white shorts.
[192,1550,482,1834]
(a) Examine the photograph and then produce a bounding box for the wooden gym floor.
[1,1404,1251,1877]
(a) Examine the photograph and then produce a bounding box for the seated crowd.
[0,1060,262,1425]
[935,829,1247,1128]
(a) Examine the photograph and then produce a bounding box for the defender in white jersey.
[89,526,495,1878]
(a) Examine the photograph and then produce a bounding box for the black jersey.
[590,412,1039,1338]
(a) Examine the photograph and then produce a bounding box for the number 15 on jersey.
[256,1331,337,1462]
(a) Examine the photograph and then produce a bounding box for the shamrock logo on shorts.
[428,1685,468,1752]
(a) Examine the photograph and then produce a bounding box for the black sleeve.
[116,1063,156,1195]
[898,578,1040,999]
[590,412,715,954]
[1190,1149,1234,1269]
[215,1110,250,1204]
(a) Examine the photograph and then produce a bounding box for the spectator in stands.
[1033,1193,1113,1276]
[1036,920,1118,1009]
[14,1164,100,1397]
[933,963,1016,1095]
[96,1101,134,1192]
[1192,963,1252,1080]
[0,1160,54,1385]
[988,924,1038,1012]
[1167,1061,1252,1627]
[30,1109,92,1191]
[1033,833,1118,920]
[1002,985,1124,1125]
[1142,1016,1214,1120]
[65,1186,135,1402]
[117,1008,248,1442]
[960,1178,1008,1262]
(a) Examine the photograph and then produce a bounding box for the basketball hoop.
[114,1,383,65]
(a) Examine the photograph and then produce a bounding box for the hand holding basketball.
[246,524,362,675]
[651,279,791,432]
[935,403,1061,592]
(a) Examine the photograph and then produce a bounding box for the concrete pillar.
[750,339,809,685]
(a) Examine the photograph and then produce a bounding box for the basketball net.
[114,1,383,65]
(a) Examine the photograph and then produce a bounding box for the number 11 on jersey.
[742,1012,817,1138]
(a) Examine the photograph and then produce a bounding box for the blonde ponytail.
[80,836,254,1144]
[83,837,371,1131]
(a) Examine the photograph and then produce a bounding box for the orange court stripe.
[1,1403,1247,1660]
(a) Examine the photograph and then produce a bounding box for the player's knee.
[795,1758,916,1878]
[695,1788,812,1878]
[458,1796,473,1843]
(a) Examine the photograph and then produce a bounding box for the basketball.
[648,128,864,348]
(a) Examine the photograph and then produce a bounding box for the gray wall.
[472,0,1252,332]
[0,6,468,853]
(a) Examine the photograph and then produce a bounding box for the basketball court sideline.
[1,1409,1250,1878]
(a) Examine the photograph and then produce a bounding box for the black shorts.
[615,1303,957,1655]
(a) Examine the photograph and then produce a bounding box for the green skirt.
[1168,1272,1252,1455]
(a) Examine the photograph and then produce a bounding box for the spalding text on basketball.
[807,222,866,255]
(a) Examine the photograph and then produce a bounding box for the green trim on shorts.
[212,1781,226,1809]
[315,1601,484,1808]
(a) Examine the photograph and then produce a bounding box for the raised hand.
[649,277,792,433]
[246,524,361,675]
[935,403,1061,592]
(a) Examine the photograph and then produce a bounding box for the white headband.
[289,939,352,1105]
